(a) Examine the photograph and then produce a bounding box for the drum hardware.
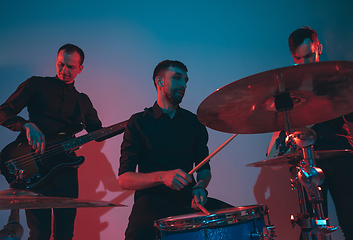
[276,130,294,157]
[291,213,338,240]
[263,206,277,240]
[250,213,262,240]
[0,209,23,240]
[197,61,353,239]
[286,129,338,240]
[251,206,277,240]
[271,127,337,239]
[291,213,311,237]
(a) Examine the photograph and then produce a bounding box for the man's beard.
[165,89,184,105]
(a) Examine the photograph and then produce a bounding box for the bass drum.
[154,204,265,240]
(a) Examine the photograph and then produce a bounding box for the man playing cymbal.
[269,26,353,240]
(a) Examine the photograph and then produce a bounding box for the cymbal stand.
[274,73,337,239]
[0,167,25,239]
[0,209,23,240]
[287,131,338,240]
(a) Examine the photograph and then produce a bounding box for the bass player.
[0,43,108,240]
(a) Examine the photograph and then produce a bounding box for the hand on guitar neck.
[23,122,46,155]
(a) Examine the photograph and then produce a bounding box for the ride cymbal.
[197,61,353,134]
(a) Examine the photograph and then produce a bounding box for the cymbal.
[0,189,126,210]
[246,149,353,167]
[197,61,353,134]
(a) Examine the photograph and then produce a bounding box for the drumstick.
[188,134,238,175]
[196,201,210,215]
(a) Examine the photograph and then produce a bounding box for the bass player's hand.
[23,122,46,154]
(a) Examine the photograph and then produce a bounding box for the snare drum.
[154,205,265,240]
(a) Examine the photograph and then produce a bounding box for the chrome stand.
[288,129,338,240]
[0,209,23,240]
[273,73,338,239]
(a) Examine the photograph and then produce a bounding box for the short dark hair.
[58,43,85,65]
[152,60,188,88]
[288,26,319,55]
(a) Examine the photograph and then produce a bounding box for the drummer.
[269,26,353,239]
[118,60,232,240]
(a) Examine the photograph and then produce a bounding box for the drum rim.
[154,204,264,231]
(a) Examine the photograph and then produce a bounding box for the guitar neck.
[62,120,128,151]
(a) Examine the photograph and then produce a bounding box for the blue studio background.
[0,1,352,239]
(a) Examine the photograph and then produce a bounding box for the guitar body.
[0,120,127,189]
[0,125,84,189]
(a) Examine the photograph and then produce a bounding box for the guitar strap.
[76,92,87,129]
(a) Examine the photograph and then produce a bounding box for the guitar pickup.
[6,160,18,175]
[6,160,26,178]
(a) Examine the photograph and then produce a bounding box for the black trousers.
[319,157,353,240]
[25,169,78,240]
[125,192,233,240]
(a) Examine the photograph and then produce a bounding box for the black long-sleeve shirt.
[312,115,353,150]
[0,76,102,137]
[119,102,210,199]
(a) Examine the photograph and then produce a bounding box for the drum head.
[155,204,264,231]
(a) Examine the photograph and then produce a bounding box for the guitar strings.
[5,123,126,169]
[6,133,98,167]
[7,139,86,167]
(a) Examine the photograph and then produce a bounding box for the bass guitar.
[0,120,128,189]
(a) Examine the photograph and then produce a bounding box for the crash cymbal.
[0,189,125,210]
[246,149,353,167]
[197,61,353,134]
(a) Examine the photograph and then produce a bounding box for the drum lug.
[251,231,262,240]
[251,225,277,240]
[263,225,277,240]
[263,206,277,239]
[251,207,277,240]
